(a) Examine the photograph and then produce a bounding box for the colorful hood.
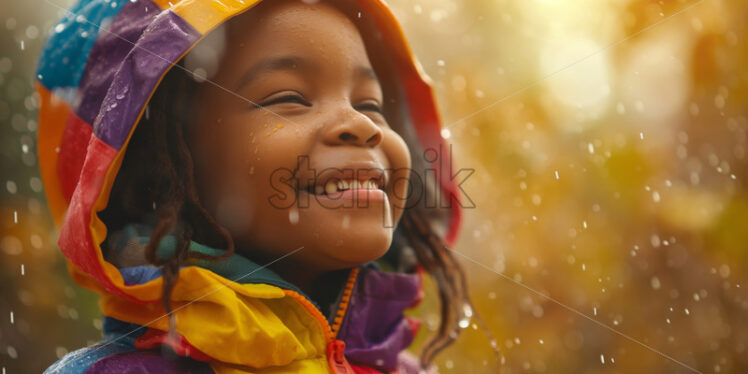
[36,0,459,372]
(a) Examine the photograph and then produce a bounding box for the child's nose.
[322,109,383,148]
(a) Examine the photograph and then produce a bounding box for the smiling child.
[36,0,474,373]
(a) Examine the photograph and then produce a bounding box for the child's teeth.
[350,180,362,189]
[338,180,349,190]
[364,180,376,189]
[325,180,338,194]
[315,185,324,195]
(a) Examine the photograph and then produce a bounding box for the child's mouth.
[303,178,384,196]
[297,167,387,202]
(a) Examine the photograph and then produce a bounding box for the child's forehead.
[227,0,361,37]
[206,2,376,77]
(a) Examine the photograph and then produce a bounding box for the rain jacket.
[35,0,462,373]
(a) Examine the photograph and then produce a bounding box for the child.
[36,0,478,373]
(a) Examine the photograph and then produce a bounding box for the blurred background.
[1,0,747,373]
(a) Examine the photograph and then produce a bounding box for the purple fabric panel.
[93,10,199,149]
[338,268,420,372]
[84,351,213,374]
[75,0,161,125]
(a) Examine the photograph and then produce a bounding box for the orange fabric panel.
[36,84,72,228]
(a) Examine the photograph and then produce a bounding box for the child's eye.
[258,92,311,108]
[355,101,383,114]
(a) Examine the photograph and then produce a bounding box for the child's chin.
[319,231,393,268]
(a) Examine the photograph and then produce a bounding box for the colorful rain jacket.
[35,0,462,373]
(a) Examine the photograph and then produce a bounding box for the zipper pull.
[327,339,354,374]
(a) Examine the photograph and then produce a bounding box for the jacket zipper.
[283,267,360,374]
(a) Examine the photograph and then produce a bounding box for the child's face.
[189,1,411,273]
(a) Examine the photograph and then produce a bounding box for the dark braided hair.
[99,2,501,369]
[98,67,234,324]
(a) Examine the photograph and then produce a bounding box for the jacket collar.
[103,224,422,371]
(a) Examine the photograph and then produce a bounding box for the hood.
[36,0,457,370]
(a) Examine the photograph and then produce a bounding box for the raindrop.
[719,264,730,278]
[115,92,125,100]
[6,180,17,194]
[20,264,25,276]
[588,143,595,154]
[600,354,605,364]
[30,177,42,192]
[6,346,17,359]
[13,210,18,224]
[341,214,350,229]
[9,311,14,324]
[650,234,661,248]
[639,132,644,140]
[25,25,39,39]
[54,23,65,33]
[462,303,473,318]
[20,40,25,50]
[650,276,661,290]
[55,346,67,359]
[652,191,660,203]
[288,208,299,224]
[554,170,559,180]
[440,128,451,139]
[6,17,17,30]
[458,303,472,328]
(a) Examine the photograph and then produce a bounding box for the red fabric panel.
[58,112,93,203]
[58,136,124,298]
[134,328,214,362]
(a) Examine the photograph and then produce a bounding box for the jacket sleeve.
[44,343,133,374]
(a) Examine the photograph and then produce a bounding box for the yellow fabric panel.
[262,297,329,359]
[35,84,69,228]
[211,356,330,374]
[151,0,181,9]
[171,0,262,35]
[176,293,310,367]
[99,273,326,368]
